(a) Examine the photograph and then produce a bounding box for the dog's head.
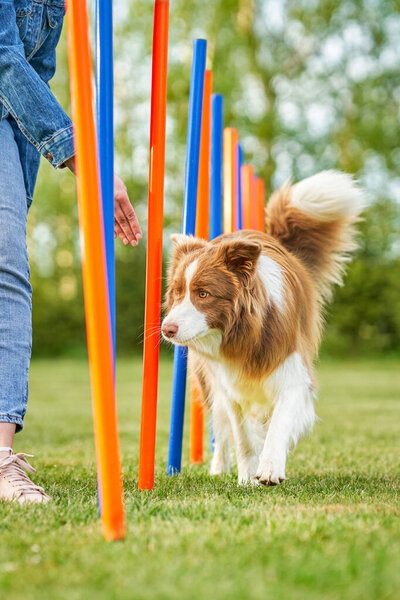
[161,234,262,353]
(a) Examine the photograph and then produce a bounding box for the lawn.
[0,356,399,600]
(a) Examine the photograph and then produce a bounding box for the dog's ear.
[170,234,208,256]
[217,240,262,286]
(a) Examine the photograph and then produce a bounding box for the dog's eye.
[198,290,209,299]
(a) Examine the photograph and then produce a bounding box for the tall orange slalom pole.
[195,70,212,240]
[189,379,204,464]
[256,178,266,232]
[190,70,212,465]
[241,164,254,230]
[250,175,259,230]
[66,0,125,540]
[138,0,169,491]
[223,128,238,233]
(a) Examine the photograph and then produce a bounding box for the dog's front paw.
[255,454,286,486]
[237,455,259,486]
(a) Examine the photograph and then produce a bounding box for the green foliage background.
[29,0,400,357]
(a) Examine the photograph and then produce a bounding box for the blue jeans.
[0,118,33,432]
[0,0,74,201]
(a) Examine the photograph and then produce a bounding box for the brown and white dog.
[161,171,366,485]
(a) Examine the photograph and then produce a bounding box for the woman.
[0,0,141,503]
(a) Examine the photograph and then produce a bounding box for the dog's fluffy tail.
[266,170,367,301]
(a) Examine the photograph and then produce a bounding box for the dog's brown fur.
[267,183,360,301]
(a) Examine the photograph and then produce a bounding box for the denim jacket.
[0,0,74,202]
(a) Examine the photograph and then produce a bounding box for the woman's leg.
[0,424,16,447]
[0,119,50,503]
[0,118,32,443]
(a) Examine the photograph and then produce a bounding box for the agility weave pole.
[250,175,259,230]
[66,0,125,540]
[139,0,169,491]
[195,70,213,241]
[256,177,266,232]
[241,164,253,229]
[167,39,207,475]
[223,127,239,233]
[189,69,213,466]
[237,144,244,230]
[95,0,115,513]
[233,134,240,231]
[210,94,224,240]
[95,0,116,358]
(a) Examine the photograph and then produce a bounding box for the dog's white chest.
[210,360,274,414]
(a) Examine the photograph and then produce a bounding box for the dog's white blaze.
[162,259,209,343]
[257,255,285,312]
[184,258,198,287]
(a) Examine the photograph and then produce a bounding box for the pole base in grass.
[102,521,126,542]
[167,465,181,476]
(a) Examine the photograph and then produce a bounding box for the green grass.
[0,356,399,600]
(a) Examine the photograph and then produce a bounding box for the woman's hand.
[113,174,142,246]
[65,156,142,247]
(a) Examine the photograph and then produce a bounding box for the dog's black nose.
[162,322,178,338]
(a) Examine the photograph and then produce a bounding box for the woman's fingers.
[115,204,137,245]
[118,195,142,245]
[114,223,125,243]
[114,174,142,247]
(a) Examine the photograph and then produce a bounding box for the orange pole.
[256,178,266,232]
[250,174,259,230]
[66,0,125,540]
[241,164,254,229]
[189,70,212,465]
[233,138,239,231]
[190,378,205,464]
[223,128,238,233]
[195,70,212,240]
[138,0,169,491]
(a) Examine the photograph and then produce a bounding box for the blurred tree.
[28,0,400,356]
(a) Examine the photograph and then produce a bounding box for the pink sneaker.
[0,449,51,504]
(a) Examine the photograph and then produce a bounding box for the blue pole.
[168,346,188,474]
[96,0,116,361]
[208,93,224,454]
[210,94,223,240]
[238,143,244,230]
[167,39,207,475]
